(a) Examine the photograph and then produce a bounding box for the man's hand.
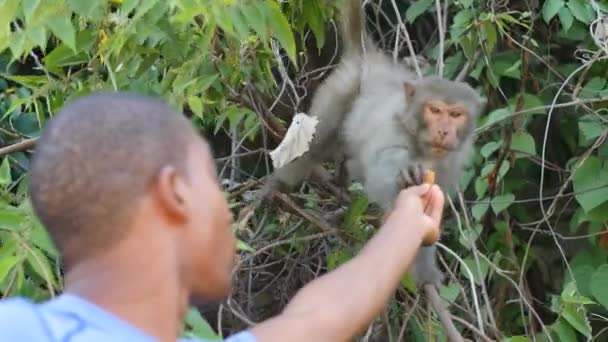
[384,184,445,245]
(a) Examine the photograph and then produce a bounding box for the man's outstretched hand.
[385,183,445,246]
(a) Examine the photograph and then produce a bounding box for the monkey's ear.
[404,82,416,98]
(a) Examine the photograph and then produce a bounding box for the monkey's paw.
[397,162,425,189]
[411,265,445,289]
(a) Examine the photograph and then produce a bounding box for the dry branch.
[0,138,38,158]
[272,191,338,234]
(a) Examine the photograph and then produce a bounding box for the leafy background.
[0,0,608,341]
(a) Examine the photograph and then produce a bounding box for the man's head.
[28,92,236,301]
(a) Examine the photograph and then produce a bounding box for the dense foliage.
[0,0,608,340]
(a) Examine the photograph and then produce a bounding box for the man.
[0,92,445,341]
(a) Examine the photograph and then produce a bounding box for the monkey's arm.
[248,190,437,342]
[360,147,414,210]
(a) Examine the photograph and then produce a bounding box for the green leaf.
[132,0,160,20]
[8,29,26,59]
[481,141,502,158]
[567,0,592,24]
[580,77,606,98]
[561,303,591,338]
[121,0,141,16]
[68,0,105,18]
[46,15,77,51]
[0,255,19,284]
[302,1,325,49]
[199,74,219,92]
[568,264,595,297]
[590,264,608,308]
[481,20,497,51]
[542,0,565,23]
[22,0,41,23]
[572,157,608,213]
[241,3,268,44]
[510,131,536,158]
[187,96,203,119]
[461,257,489,285]
[266,1,297,65]
[0,158,11,185]
[503,337,532,342]
[184,307,221,340]
[26,26,47,50]
[229,6,250,40]
[30,219,59,258]
[450,9,474,41]
[551,318,577,342]
[343,195,369,229]
[459,0,473,8]
[509,93,545,115]
[406,0,433,23]
[0,209,26,231]
[0,0,21,28]
[236,239,255,253]
[483,107,511,127]
[471,202,489,221]
[26,246,57,287]
[439,282,460,304]
[459,224,482,249]
[327,248,353,271]
[491,193,515,214]
[474,177,488,199]
[578,115,604,147]
[558,7,574,31]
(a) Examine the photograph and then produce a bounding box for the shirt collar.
[43,293,158,342]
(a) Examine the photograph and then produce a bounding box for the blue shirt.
[0,294,256,342]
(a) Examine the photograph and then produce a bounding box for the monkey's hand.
[397,162,426,189]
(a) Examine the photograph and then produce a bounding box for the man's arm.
[249,184,444,342]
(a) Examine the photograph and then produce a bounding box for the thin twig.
[451,315,496,342]
[388,0,422,77]
[272,191,338,234]
[0,138,38,157]
[435,0,445,77]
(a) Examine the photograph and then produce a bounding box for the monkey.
[265,0,485,287]
[342,75,484,286]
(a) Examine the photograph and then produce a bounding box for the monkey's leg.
[410,245,444,288]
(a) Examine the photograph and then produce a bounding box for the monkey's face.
[419,100,472,157]
[403,78,483,158]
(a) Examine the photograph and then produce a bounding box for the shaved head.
[29,92,203,266]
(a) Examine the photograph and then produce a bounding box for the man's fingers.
[426,185,445,219]
[403,183,431,196]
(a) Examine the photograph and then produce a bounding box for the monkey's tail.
[339,0,368,56]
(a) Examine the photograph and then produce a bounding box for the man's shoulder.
[179,331,257,342]
[0,297,50,339]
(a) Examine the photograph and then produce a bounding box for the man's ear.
[404,82,416,98]
[155,165,189,224]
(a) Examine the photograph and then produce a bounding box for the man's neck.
[64,245,188,342]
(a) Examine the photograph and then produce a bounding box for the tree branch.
[0,138,38,158]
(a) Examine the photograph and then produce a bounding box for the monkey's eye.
[450,111,463,118]
[429,106,441,114]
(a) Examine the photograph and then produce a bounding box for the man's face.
[180,139,236,302]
